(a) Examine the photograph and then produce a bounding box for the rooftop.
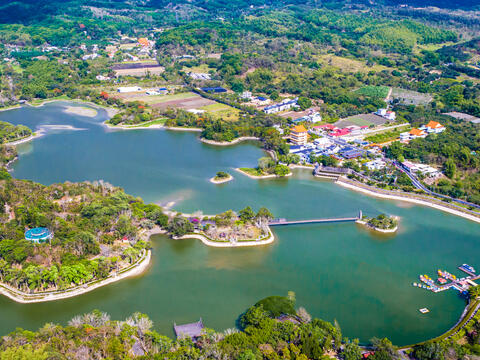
[291,125,307,133]
[174,319,204,339]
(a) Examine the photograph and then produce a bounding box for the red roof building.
[331,128,351,137]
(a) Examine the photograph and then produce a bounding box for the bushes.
[254,296,296,318]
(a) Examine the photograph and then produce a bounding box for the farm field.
[114,66,164,77]
[391,88,433,105]
[355,85,390,99]
[335,113,388,128]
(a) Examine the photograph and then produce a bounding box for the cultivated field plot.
[199,103,240,121]
[148,92,216,110]
[114,66,165,77]
[391,88,433,105]
[355,85,390,99]
[335,113,387,128]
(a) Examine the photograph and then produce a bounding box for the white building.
[402,161,441,177]
[82,53,99,61]
[117,86,142,93]
[263,98,298,114]
[420,121,446,134]
[313,137,333,150]
[376,108,396,121]
[241,91,252,100]
[188,72,211,80]
[96,75,110,81]
[365,159,386,171]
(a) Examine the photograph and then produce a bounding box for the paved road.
[393,161,480,210]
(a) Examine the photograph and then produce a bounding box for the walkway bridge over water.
[269,210,362,226]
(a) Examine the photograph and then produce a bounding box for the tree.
[444,158,456,179]
[256,207,273,220]
[273,164,290,176]
[370,337,399,360]
[468,285,480,300]
[341,339,363,360]
[167,216,194,237]
[239,206,255,222]
[258,157,275,171]
[412,341,445,360]
[297,96,312,110]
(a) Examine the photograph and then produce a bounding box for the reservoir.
[2,101,480,345]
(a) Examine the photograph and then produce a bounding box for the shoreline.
[104,122,165,130]
[177,227,275,247]
[209,174,233,184]
[0,250,151,304]
[336,177,480,224]
[4,130,45,146]
[235,168,293,180]
[200,136,260,146]
[164,126,202,132]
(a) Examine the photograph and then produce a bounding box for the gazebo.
[24,227,53,244]
[173,319,204,340]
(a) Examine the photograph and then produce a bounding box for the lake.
[2,101,479,345]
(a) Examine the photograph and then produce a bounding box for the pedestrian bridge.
[269,211,362,226]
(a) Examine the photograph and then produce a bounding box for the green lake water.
[2,101,479,345]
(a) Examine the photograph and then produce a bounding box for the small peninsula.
[357,213,399,233]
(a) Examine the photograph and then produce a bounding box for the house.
[386,111,396,121]
[200,87,227,93]
[146,90,160,95]
[240,91,252,100]
[263,98,298,114]
[402,161,441,177]
[401,128,427,141]
[158,87,168,95]
[82,53,99,61]
[365,159,386,171]
[289,125,308,146]
[138,38,151,48]
[422,120,446,134]
[251,96,270,106]
[96,75,110,81]
[117,86,142,93]
[375,108,396,121]
[293,112,322,123]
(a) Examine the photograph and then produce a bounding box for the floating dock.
[413,264,478,294]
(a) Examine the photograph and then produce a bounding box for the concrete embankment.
[336,177,480,224]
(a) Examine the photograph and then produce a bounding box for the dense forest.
[0,179,160,293]
[1,294,480,359]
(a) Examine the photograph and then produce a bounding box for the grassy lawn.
[344,117,374,127]
[355,85,390,99]
[130,118,167,127]
[239,167,264,176]
[365,125,410,143]
[200,103,240,121]
[316,54,389,73]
